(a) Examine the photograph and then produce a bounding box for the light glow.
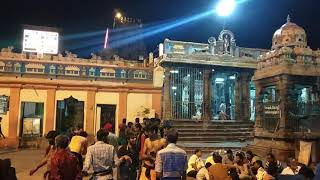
[104,28,109,49]
[115,12,122,19]
[215,78,225,82]
[229,75,236,79]
[216,0,236,17]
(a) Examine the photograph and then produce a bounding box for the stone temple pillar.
[235,74,241,121]
[240,72,251,121]
[277,75,290,132]
[203,69,212,121]
[254,83,263,129]
[163,68,172,120]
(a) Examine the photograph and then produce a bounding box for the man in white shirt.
[186,149,204,178]
[83,129,128,180]
[281,158,300,175]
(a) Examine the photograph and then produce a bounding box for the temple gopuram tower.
[249,16,320,163]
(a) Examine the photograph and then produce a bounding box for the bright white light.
[229,75,236,80]
[216,0,236,17]
[215,78,225,82]
[170,70,179,74]
[172,86,177,90]
[115,12,122,19]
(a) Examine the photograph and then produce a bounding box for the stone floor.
[0,149,47,180]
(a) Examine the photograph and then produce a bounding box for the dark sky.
[1,0,320,57]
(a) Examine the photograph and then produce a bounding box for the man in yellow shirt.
[68,131,88,169]
[186,149,204,178]
[205,152,217,166]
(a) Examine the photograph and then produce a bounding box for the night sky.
[1,0,320,57]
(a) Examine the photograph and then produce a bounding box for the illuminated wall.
[127,93,153,122]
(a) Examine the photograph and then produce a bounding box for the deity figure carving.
[218,30,235,55]
[223,34,230,54]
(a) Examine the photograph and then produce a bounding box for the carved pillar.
[235,74,241,121]
[163,68,172,120]
[278,75,290,132]
[203,69,212,121]
[254,82,263,129]
[241,72,251,121]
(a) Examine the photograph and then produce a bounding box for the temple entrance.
[211,72,236,120]
[56,96,84,134]
[95,104,116,133]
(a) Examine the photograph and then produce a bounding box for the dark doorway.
[97,104,116,133]
[56,96,84,134]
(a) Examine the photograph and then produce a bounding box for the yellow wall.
[127,93,153,122]
[153,66,164,88]
[19,89,47,136]
[0,88,10,136]
[55,90,87,130]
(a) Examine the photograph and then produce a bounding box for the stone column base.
[246,137,295,162]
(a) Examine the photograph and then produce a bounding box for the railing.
[171,101,205,120]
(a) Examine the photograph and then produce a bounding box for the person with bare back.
[139,120,167,180]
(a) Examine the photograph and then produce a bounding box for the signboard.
[264,104,280,116]
[23,29,59,54]
[0,95,9,115]
[262,103,280,131]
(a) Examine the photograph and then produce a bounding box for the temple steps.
[170,120,254,154]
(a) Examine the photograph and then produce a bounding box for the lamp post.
[113,12,122,29]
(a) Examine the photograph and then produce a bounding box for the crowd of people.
[185,149,319,180]
[1,117,320,180]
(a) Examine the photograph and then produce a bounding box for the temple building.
[249,16,320,163]
[157,30,268,149]
[159,30,268,122]
[0,49,163,148]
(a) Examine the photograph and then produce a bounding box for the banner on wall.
[298,141,312,165]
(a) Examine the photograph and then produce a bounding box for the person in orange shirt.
[208,155,235,180]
